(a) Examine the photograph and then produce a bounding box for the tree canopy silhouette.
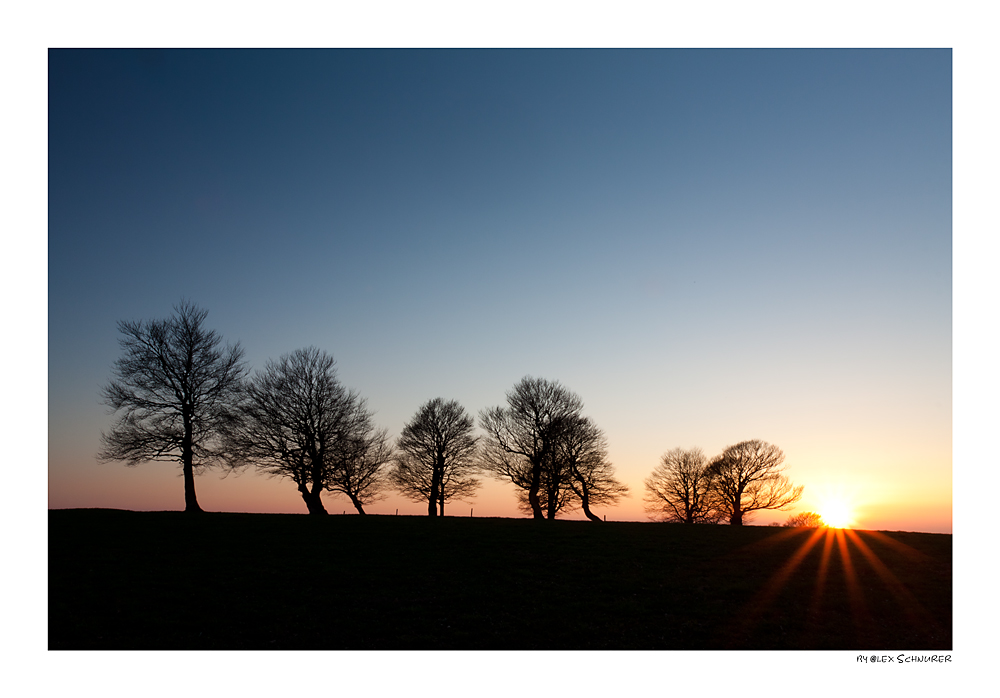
[550,415,628,521]
[389,398,481,516]
[223,347,391,515]
[98,301,247,513]
[644,447,722,524]
[707,439,803,526]
[480,377,626,520]
[480,377,584,520]
[783,511,824,527]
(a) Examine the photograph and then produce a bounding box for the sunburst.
[819,497,854,528]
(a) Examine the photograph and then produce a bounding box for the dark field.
[48,509,951,650]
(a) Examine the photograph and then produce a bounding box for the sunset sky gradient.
[47,48,952,532]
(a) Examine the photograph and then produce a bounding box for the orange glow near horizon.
[47,447,951,532]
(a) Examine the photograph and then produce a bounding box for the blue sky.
[48,48,952,530]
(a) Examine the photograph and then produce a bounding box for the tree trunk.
[428,467,440,517]
[300,489,328,515]
[546,495,558,520]
[546,478,558,520]
[182,461,203,513]
[528,491,544,519]
[581,501,602,522]
[579,493,602,522]
[349,494,367,515]
[730,508,743,526]
[181,418,203,513]
[527,463,545,520]
[574,475,602,522]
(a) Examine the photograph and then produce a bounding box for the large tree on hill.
[479,377,585,520]
[707,439,803,526]
[223,347,391,515]
[481,377,626,520]
[389,397,481,516]
[98,301,247,513]
[644,447,722,524]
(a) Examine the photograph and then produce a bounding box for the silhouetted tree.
[98,301,247,513]
[707,440,804,526]
[223,347,390,515]
[644,447,722,524]
[480,377,585,520]
[557,415,629,521]
[783,511,824,527]
[481,378,625,520]
[389,398,481,516]
[331,425,393,514]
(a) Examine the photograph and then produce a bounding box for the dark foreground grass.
[49,509,950,650]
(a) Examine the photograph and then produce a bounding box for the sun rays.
[727,526,946,648]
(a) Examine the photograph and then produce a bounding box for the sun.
[819,498,855,528]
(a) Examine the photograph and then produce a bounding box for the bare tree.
[223,347,390,515]
[557,416,629,521]
[479,377,585,520]
[331,424,393,514]
[98,301,247,513]
[389,398,481,516]
[783,511,824,527]
[644,447,722,524]
[707,440,804,526]
[481,378,625,521]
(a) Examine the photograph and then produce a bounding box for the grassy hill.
[48,509,950,650]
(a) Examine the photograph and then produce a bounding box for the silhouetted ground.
[48,509,950,650]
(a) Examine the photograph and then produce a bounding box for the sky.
[47,48,953,532]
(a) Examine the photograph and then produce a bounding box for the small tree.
[224,347,390,515]
[389,398,481,516]
[783,511,824,527]
[644,447,721,524]
[707,440,803,526]
[98,301,247,513]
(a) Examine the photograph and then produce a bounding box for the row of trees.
[98,302,631,518]
[99,302,804,524]
[643,442,803,526]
